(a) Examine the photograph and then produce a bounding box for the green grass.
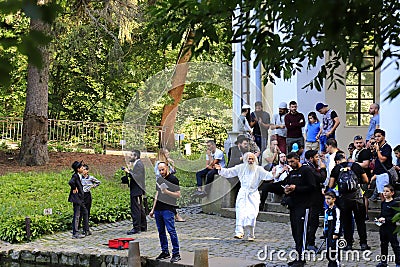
[0,166,200,243]
[0,170,130,243]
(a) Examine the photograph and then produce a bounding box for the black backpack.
[337,162,358,193]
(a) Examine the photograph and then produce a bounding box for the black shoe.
[343,245,353,251]
[72,233,85,239]
[170,254,181,263]
[376,263,388,267]
[156,251,170,260]
[127,228,141,235]
[193,190,207,197]
[360,244,371,251]
[306,245,318,251]
[83,230,92,236]
[141,227,147,232]
[292,261,305,267]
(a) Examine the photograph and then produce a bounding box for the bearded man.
[215,152,273,241]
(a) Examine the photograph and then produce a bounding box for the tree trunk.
[19,18,50,166]
[160,30,194,150]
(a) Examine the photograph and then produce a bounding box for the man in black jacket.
[68,160,88,239]
[303,150,327,252]
[228,135,250,168]
[283,152,317,267]
[125,150,147,235]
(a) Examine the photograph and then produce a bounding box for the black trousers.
[289,206,310,261]
[307,193,324,246]
[326,236,339,267]
[79,192,92,229]
[259,181,284,209]
[380,223,400,264]
[337,197,367,246]
[73,202,88,234]
[130,193,147,231]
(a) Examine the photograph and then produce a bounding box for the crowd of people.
[66,100,400,267]
[199,100,400,267]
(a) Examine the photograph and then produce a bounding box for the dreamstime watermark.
[257,239,396,264]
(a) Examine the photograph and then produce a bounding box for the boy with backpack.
[328,152,370,251]
[375,184,400,267]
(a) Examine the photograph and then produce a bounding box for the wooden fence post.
[194,248,209,267]
[128,240,141,267]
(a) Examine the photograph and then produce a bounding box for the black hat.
[235,134,249,145]
[71,161,83,171]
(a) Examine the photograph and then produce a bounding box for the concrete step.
[149,251,264,267]
[262,201,381,219]
[220,207,380,232]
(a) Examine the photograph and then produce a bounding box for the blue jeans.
[320,134,335,153]
[195,168,218,189]
[154,210,179,255]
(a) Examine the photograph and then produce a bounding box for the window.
[345,56,375,126]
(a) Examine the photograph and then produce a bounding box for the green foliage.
[0,0,61,85]
[0,170,130,243]
[147,0,400,99]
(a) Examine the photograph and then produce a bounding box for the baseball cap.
[242,104,251,109]
[291,143,299,152]
[315,102,328,111]
[278,102,287,109]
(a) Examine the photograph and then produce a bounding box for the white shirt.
[206,148,226,168]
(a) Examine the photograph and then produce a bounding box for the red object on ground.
[108,238,135,249]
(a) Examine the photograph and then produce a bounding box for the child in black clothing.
[324,191,341,267]
[68,161,88,239]
[376,184,400,267]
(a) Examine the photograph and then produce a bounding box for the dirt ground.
[0,150,126,178]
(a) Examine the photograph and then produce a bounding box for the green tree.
[147,0,400,99]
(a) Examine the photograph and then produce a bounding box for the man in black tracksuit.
[283,152,317,267]
[303,150,327,252]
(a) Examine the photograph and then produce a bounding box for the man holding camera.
[371,129,393,201]
[351,135,374,217]
[124,149,147,235]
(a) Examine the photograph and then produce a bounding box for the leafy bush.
[0,170,130,243]
[0,162,202,243]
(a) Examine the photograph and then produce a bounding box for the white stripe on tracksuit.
[302,208,310,255]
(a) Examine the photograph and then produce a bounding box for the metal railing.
[0,117,163,150]
[0,117,227,153]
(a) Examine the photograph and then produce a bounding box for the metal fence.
[0,117,162,150]
[0,117,227,153]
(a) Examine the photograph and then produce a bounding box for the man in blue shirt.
[366,103,380,145]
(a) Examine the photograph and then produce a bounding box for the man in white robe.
[215,152,273,240]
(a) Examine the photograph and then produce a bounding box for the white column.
[232,5,242,132]
[380,57,400,151]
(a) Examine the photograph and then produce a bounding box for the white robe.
[218,164,273,235]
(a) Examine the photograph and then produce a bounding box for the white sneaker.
[247,235,255,241]
[234,233,244,239]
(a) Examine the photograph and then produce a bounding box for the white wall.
[272,76,297,114]
[296,57,326,117]
[380,61,400,152]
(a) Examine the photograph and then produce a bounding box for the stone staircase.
[219,194,382,232]
[200,175,383,232]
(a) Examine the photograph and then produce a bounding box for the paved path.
[0,209,392,267]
